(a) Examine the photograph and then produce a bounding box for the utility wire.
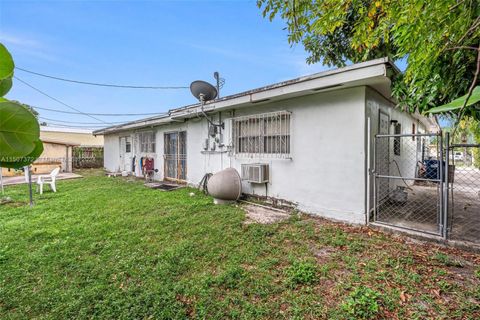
[15,76,110,124]
[41,123,108,129]
[42,122,107,128]
[33,105,169,116]
[16,67,189,89]
[39,116,126,125]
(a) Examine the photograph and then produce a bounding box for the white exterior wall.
[103,133,122,172]
[224,87,367,223]
[102,87,368,224]
[146,120,212,183]
[366,87,427,213]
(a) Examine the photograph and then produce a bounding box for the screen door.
[119,136,132,172]
[164,131,186,181]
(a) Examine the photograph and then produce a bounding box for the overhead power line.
[39,116,126,125]
[33,105,169,116]
[13,77,169,117]
[14,76,110,125]
[41,123,108,129]
[16,67,189,89]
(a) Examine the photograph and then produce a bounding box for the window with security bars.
[137,131,156,153]
[232,111,291,158]
[394,123,401,156]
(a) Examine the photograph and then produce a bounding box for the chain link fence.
[373,133,443,235]
[372,132,480,246]
[447,143,480,244]
[73,146,104,169]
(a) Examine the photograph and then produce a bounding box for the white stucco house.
[94,58,438,224]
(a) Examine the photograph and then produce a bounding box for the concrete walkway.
[1,172,82,186]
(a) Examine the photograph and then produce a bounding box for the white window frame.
[232,111,291,158]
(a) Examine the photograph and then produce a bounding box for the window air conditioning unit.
[241,163,269,183]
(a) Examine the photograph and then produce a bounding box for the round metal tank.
[207,168,242,204]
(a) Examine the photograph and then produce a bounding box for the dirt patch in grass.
[242,203,291,224]
[309,245,337,265]
[0,198,28,207]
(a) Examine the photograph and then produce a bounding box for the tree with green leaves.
[442,117,480,167]
[257,0,480,120]
[457,118,480,169]
[0,43,43,170]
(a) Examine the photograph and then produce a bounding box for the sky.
[0,0,405,130]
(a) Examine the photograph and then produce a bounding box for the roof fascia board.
[42,139,80,146]
[172,63,387,119]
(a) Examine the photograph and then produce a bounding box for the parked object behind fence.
[372,132,480,246]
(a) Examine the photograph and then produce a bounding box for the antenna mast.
[213,72,225,98]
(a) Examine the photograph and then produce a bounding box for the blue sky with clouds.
[0,0,404,128]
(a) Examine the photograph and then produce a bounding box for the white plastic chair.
[37,167,60,194]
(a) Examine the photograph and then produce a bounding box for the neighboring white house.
[94,58,438,224]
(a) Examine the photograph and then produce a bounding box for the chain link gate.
[372,132,445,236]
[371,131,480,246]
[445,136,480,245]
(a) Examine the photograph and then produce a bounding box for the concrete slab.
[375,167,480,245]
[2,172,82,186]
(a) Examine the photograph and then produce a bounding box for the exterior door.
[119,136,132,172]
[164,131,186,181]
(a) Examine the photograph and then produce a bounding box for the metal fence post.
[366,117,371,224]
[443,132,450,239]
[28,166,33,207]
[438,132,444,235]
[372,134,377,223]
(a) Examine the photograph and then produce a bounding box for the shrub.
[473,147,480,169]
[285,260,317,286]
[342,286,381,320]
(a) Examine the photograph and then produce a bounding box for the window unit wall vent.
[241,163,269,183]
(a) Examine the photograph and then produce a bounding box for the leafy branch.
[452,44,480,137]
[0,43,43,169]
[258,0,480,119]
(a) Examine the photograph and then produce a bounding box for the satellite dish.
[190,80,218,102]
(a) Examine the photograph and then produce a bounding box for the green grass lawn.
[1,170,479,319]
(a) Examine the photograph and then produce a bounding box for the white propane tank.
[207,168,242,204]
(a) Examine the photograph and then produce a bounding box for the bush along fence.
[73,146,104,169]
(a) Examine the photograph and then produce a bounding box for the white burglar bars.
[232,111,291,158]
[137,131,156,153]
